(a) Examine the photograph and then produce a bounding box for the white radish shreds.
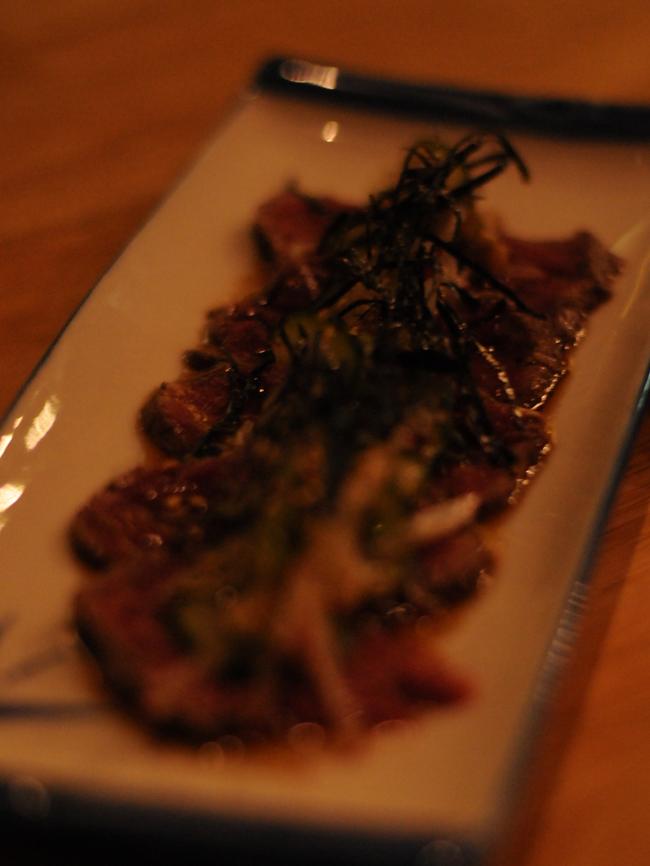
[404,493,481,547]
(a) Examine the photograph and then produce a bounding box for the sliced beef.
[75,567,278,740]
[504,230,619,322]
[141,191,354,458]
[252,189,352,265]
[140,271,336,456]
[76,563,469,742]
[71,454,253,569]
[75,226,615,579]
[70,168,620,744]
[140,368,234,457]
[466,232,620,409]
[343,629,470,725]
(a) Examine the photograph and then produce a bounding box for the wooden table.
[1,2,649,864]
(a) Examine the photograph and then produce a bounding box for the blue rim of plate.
[256,56,650,140]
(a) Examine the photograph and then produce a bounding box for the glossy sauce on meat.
[70,136,620,745]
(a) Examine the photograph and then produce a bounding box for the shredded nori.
[195,134,538,507]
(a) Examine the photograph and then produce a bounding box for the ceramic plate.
[0,61,649,865]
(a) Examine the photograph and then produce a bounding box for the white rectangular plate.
[0,73,649,864]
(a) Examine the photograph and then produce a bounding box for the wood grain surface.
[1,2,649,864]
